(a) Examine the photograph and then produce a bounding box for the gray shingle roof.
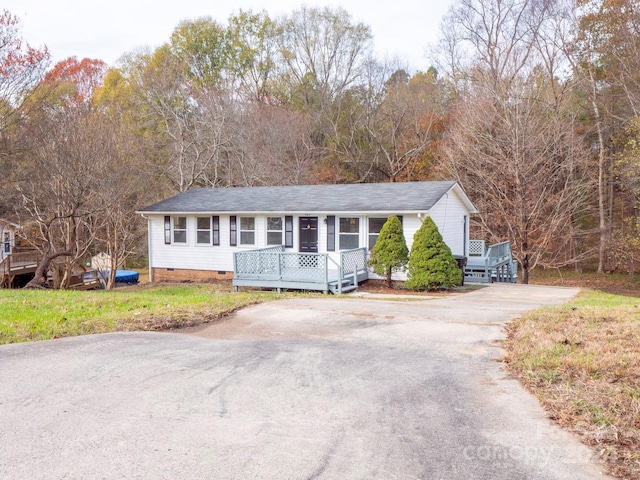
[139,181,468,214]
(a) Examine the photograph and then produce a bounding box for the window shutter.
[164,216,171,244]
[230,216,237,246]
[212,216,220,246]
[326,215,335,252]
[285,216,293,248]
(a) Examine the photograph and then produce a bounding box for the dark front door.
[299,217,318,253]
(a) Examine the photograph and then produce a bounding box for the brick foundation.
[151,268,233,283]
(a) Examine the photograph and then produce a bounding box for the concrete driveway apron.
[0,284,611,479]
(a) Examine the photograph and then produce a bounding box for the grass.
[0,283,287,344]
[504,289,640,479]
[529,267,640,297]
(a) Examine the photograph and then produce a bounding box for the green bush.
[406,216,461,290]
[367,216,408,287]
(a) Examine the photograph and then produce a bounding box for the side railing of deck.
[340,248,368,287]
[0,250,40,276]
[234,245,285,278]
[465,240,516,283]
[233,246,368,293]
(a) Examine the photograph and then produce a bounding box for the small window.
[339,217,359,250]
[267,217,283,245]
[368,217,387,251]
[173,216,187,244]
[196,217,211,245]
[240,217,255,245]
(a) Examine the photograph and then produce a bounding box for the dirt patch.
[529,269,640,297]
[357,279,477,296]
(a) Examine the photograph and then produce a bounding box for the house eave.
[136,209,433,217]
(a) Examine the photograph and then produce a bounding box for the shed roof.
[138,181,477,215]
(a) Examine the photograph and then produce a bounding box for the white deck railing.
[233,246,368,293]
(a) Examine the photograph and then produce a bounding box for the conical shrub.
[367,216,408,287]
[406,216,461,290]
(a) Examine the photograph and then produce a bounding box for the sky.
[4,0,452,73]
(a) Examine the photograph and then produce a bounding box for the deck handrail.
[486,241,512,265]
[233,246,368,293]
[0,250,40,276]
[327,255,342,293]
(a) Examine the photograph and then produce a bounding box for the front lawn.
[0,283,284,344]
[504,290,640,479]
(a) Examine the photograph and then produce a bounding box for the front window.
[368,218,387,251]
[196,217,211,244]
[173,216,187,244]
[240,217,255,245]
[339,217,359,250]
[267,217,283,245]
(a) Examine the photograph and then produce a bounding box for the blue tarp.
[101,269,139,284]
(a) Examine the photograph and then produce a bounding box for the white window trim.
[172,216,187,244]
[196,216,212,246]
[239,216,256,246]
[338,217,360,250]
[266,216,284,246]
[367,217,388,251]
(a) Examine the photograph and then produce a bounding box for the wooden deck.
[464,240,517,283]
[233,246,369,294]
[1,251,101,289]
[0,251,40,287]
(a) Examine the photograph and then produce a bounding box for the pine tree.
[406,216,461,290]
[367,216,408,288]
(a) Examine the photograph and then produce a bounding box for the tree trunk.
[589,68,608,274]
[521,248,529,285]
[25,250,73,289]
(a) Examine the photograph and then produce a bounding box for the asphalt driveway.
[0,284,611,479]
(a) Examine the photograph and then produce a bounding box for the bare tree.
[18,107,106,288]
[276,6,373,108]
[133,49,237,192]
[366,69,447,182]
[228,103,315,186]
[437,0,592,283]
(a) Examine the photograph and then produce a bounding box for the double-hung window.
[368,216,403,250]
[267,217,283,245]
[196,217,211,245]
[368,218,387,251]
[239,217,255,245]
[173,216,187,244]
[339,217,359,250]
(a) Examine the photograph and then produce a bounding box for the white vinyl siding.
[428,190,469,256]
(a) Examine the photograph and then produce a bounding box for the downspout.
[141,214,153,283]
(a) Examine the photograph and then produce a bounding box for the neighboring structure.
[91,252,119,271]
[138,181,478,290]
[0,219,20,261]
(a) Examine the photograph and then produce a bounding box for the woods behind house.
[2,0,640,285]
